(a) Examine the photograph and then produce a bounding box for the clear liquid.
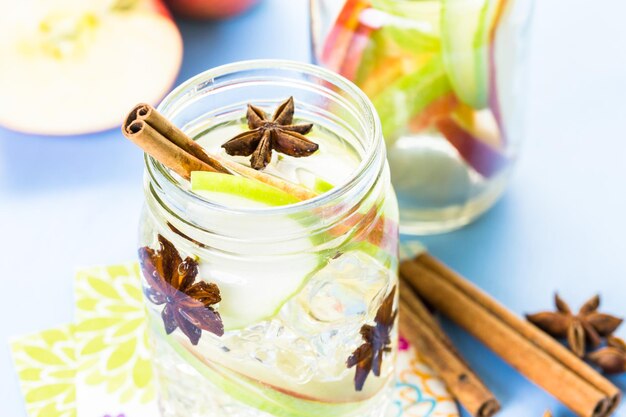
[143,118,399,417]
[389,133,512,234]
[149,250,396,417]
[191,116,362,206]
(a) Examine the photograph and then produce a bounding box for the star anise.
[139,235,224,345]
[347,286,397,391]
[587,336,626,374]
[221,96,319,170]
[526,294,623,357]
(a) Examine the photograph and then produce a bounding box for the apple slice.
[440,0,503,109]
[191,171,320,330]
[0,0,182,135]
[338,8,383,81]
[408,93,458,133]
[435,116,507,177]
[487,0,511,144]
[372,56,451,141]
[453,102,502,149]
[190,171,301,207]
[320,0,370,73]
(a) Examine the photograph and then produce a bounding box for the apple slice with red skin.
[487,0,511,144]
[320,0,370,73]
[359,56,407,97]
[453,102,502,150]
[441,0,510,110]
[409,94,459,133]
[338,8,385,81]
[0,0,182,135]
[164,0,259,19]
[435,116,507,178]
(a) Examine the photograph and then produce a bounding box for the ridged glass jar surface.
[138,60,399,417]
[311,0,533,234]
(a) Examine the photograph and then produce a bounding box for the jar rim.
[146,59,384,218]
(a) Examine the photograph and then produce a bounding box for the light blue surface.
[1,1,626,416]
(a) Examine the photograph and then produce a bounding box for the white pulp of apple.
[198,254,320,331]
[189,173,321,331]
[0,0,182,134]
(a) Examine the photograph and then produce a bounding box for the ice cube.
[286,250,390,328]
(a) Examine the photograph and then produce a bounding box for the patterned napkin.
[10,260,458,417]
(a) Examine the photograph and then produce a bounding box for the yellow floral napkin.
[10,260,458,417]
[11,325,76,417]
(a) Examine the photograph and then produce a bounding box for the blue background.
[1,1,626,416]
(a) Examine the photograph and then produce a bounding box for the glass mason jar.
[138,61,399,417]
[311,0,533,234]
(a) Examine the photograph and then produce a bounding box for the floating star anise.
[526,294,623,357]
[221,96,319,170]
[347,286,397,391]
[139,235,224,345]
[587,336,626,374]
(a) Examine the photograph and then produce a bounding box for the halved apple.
[440,0,504,109]
[0,0,182,135]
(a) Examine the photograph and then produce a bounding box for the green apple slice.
[314,177,334,193]
[191,171,320,330]
[372,56,451,142]
[191,171,301,207]
[441,0,501,109]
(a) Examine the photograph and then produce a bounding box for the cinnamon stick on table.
[121,104,318,201]
[399,281,500,417]
[400,254,622,417]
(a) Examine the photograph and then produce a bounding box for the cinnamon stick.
[212,154,318,202]
[121,104,318,201]
[123,120,216,180]
[400,255,622,417]
[418,253,622,415]
[399,281,500,417]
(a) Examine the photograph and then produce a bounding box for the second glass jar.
[311,0,533,234]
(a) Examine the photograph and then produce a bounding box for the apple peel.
[435,116,507,178]
[320,0,371,73]
[487,0,511,144]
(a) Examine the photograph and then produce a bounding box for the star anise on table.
[526,294,623,357]
[587,336,626,374]
[221,96,319,170]
[139,235,224,345]
[347,286,397,391]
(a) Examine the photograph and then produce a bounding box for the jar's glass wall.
[311,0,533,234]
[138,61,399,417]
